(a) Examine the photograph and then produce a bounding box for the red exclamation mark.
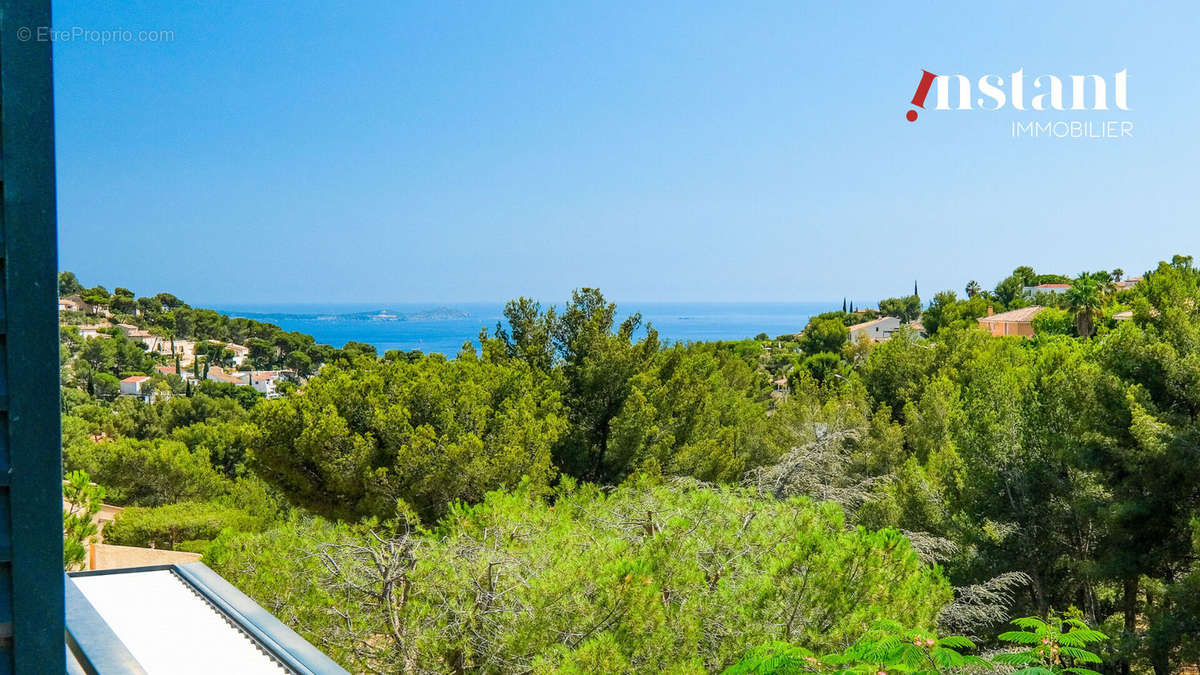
[907,70,937,122]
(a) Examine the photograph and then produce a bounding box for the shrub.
[105,501,262,550]
[1032,307,1075,336]
[209,479,951,672]
[63,437,229,506]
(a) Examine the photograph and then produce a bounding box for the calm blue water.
[212,302,836,357]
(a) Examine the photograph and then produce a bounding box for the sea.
[211,302,837,357]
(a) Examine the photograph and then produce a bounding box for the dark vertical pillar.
[0,0,63,672]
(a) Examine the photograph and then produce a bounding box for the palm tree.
[1066,273,1104,338]
[965,280,981,298]
[1111,268,1124,283]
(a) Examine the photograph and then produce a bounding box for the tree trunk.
[591,423,609,482]
[1120,575,1138,675]
[1145,584,1172,675]
[1027,565,1047,616]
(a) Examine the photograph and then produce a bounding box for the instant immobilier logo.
[906,69,1132,139]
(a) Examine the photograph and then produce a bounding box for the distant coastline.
[214,302,835,357]
[229,307,471,323]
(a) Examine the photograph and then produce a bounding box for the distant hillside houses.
[120,366,294,401]
[1114,275,1144,290]
[206,366,292,398]
[1024,283,1070,296]
[1024,275,1143,298]
[64,313,294,399]
[58,293,109,316]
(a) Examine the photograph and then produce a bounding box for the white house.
[238,370,294,399]
[119,375,150,398]
[848,316,902,343]
[225,343,250,366]
[76,325,108,340]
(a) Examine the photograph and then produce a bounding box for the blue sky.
[52,2,1200,305]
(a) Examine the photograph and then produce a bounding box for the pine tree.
[842,298,847,312]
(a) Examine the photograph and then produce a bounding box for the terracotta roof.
[120,376,150,383]
[1035,283,1070,289]
[979,306,1045,323]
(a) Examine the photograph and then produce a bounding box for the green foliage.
[1031,307,1075,336]
[550,288,661,481]
[59,271,85,296]
[209,480,951,673]
[606,343,769,483]
[57,264,1200,670]
[995,265,1038,307]
[63,470,105,570]
[64,437,229,506]
[104,501,264,550]
[879,294,922,323]
[995,615,1107,674]
[800,316,850,355]
[730,616,1107,674]
[1065,273,1105,338]
[801,352,847,384]
[728,623,983,674]
[251,353,567,521]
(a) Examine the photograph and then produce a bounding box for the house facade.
[977,305,1045,337]
[119,375,150,397]
[847,316,902,343]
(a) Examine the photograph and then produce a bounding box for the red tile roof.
[121,376,151,383]
[979,306,1045,323]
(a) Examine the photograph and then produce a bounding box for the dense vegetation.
[58,260,1200,673]
[209,479,949,672]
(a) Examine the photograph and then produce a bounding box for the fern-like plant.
[993,615,1108,675]
[725,621,986,674]
[829,620,988,673]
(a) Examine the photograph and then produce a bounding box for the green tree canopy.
[251,354,567,521]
